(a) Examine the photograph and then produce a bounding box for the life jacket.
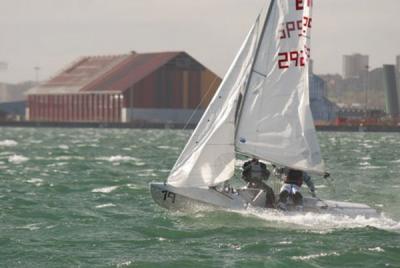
[284,169,303,187]
[242,161,269,181]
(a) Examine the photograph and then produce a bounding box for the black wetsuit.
[242,160,275,208]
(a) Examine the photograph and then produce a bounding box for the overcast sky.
[0,0,399,83]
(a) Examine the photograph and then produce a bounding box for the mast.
[234,0,276,137]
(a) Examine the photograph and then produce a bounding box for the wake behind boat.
[150,0,378,217]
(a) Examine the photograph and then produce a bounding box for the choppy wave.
[0,139,18,147]
[368,247,385,252]
[97,155,139,162]
[55,156,85,161]
[95,203,116,208]
[58,145,69,150]
[8,155,29,164]
[292,252,340,261]
[92,186,119,193]
[157,145,179,150]
[27,178,44,186]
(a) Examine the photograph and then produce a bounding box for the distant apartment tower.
[382,65,399,118]
[343,54,369,79]
[396,55,400,73]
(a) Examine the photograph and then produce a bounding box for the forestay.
[167,8,266,187]
[236,0,325,174]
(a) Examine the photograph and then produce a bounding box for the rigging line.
[181,76,219,131]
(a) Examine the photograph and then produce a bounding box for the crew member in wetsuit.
[276,168,315,210]
[242,158,275,208]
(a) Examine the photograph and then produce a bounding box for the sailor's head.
[251,158,259,163]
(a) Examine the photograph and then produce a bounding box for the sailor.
[275,168,316,211]
[242,158,275,208]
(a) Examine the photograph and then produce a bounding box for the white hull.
[150,183,378,217]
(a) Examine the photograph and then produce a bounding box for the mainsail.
[236,0,325,174]
[167,0,324,188]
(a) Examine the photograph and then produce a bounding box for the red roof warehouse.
[26,51,221,124]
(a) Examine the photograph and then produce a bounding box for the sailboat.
[150,0,377,216]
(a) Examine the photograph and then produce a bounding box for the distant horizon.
[1,0,399,84]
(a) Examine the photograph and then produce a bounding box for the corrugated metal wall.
[28,93,123,122]
[123,65,220,110]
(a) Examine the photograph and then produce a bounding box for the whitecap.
[8,155,29,164]
[362,144,374,149]
[278,241,293,245]
[137,170,158,177]
[157,145,179,150]
[95,203,116,208]
[0,140,18,147]
[55,156,85,161]
[27,178,44,187]
[117,261,133,268]
[18,223,41,231]
[55,156,72,161]
[368,247,385,252]
[97,156,139,162]
[58,145,69,150]
[292,252,339,261]
[126,184,140,189]
[359,165,384,170]
[92,186,119,193]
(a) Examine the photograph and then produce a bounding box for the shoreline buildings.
[26,51,221,124]
[343,53,369,79]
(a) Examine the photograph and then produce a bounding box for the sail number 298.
[278,51,305,69]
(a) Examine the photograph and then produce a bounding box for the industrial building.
[309,74,337,122]
[343,53,369,79]
[26,52,221,124]
[0,101,26,121]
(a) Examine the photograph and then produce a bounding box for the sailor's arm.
[303,172,316,197]
[272,165,284,177]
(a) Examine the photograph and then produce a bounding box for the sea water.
[0,127,399,267]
